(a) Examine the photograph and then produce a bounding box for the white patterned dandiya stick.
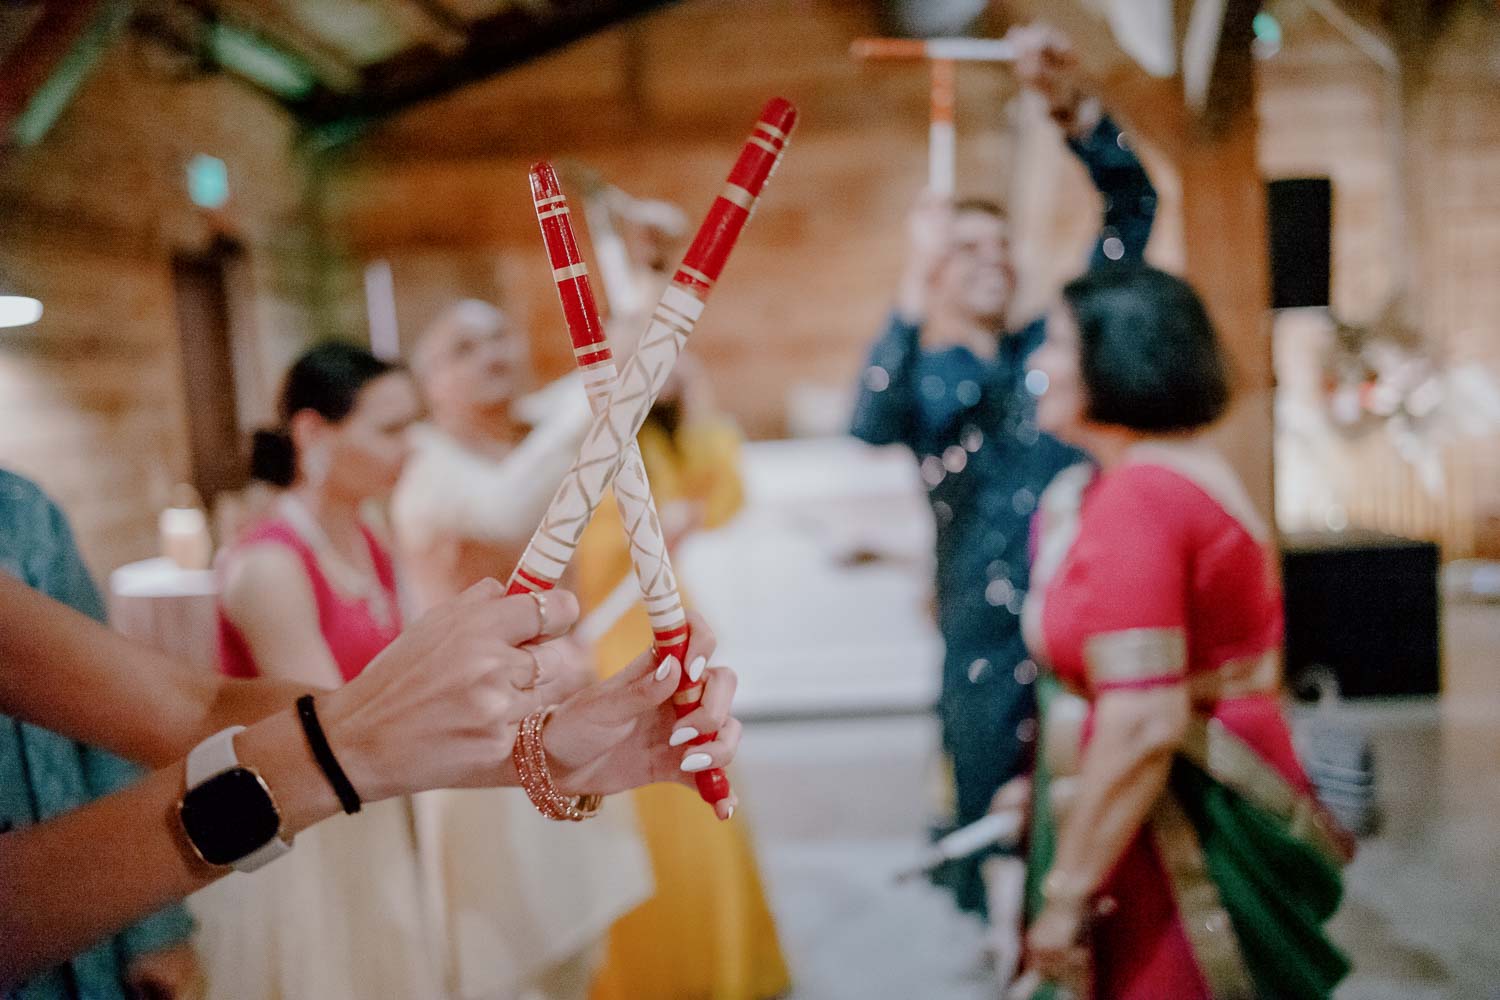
[527,160,714,797]
[505,98,797,806]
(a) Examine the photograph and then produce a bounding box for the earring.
[304,446,330,482]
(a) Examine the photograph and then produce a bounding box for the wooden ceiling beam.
[390,0,471,54]
[0,0,108,142]
[1300,0,1399,71]
[1183,0,1258,134]
[298,0,679,129]
[211,0,364,91]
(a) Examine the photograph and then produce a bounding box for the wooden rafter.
[212,0,364,91]
[297,0,678,127]
[1183,0,1258,134]
[0,0,107,141]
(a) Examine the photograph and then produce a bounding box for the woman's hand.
[317,579,576,802]
[1005,22,1101,136]
[896,190,954,324]
[542,612,743,819]
[989,774,1032,817]
[125,941,205,1000]
[1023,901,1089,986]
[660,500,707,553]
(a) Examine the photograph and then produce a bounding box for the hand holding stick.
[529,159,733,815]
[504,98,797,810]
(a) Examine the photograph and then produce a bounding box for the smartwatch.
[177,726,292,871]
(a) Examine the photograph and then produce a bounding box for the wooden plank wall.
[0,44,319,574]
[1263,3,1500,556]
[3,0,1498,572]
[321,0,1079,439]
[327,0,1500,554]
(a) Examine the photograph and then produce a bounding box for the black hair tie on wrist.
[296,694,362,815]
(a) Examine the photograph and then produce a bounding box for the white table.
[108,558,219,669]
[678,437,941,719]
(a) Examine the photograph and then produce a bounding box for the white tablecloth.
[678,437,941,718]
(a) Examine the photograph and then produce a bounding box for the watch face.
[179,767,282,866]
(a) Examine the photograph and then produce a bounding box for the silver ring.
[516,646,543,692]
[526,590,550,637]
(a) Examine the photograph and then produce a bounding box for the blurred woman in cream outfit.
[194,343,442,1000]
[392,301,651,1000]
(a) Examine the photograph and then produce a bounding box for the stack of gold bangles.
[515,706,602,822]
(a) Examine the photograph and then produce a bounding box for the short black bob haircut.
[1060,265,1231,433]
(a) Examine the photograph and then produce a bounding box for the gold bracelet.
[514,707,602,822]
[1041,868,1093,910]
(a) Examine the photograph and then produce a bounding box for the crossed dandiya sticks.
[504,97,798,810]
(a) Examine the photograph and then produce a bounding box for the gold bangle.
[1041,868,1093,910]
[514,707,602,822]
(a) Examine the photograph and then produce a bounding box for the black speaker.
[1267,177,1332,310]
[1281,531,1440,698]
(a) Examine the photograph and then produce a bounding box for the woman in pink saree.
[1016,267,1352,998]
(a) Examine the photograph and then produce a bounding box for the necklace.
[279,494,395,631]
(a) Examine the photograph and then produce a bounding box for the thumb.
[606,646,683,719]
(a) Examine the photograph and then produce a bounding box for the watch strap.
[184,725,293,872]
[185,725,246,786]
[234,830,293,872]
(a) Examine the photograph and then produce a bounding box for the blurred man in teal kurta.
[0,469,200,999]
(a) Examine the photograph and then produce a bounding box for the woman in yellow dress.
[580,359,791,1000]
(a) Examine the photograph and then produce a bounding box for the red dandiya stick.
[504,97,797,806]
[527,160,727,809]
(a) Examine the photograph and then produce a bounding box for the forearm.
[894,259,937,326]
[850,314,923,447]
[424,413,591,547]
[1050,719,1177,897]
[494,426,590,535]
[183,674,321,765]
[0,576,300,766]
[1066,114,1157,264]
[0,708,339,987]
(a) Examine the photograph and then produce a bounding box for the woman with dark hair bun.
[1013,267,1351,998]
[195,341,442,998]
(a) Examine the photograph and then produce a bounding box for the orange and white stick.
[852,37,1017,196]
[929,58,956,197]
[850,37,1018,62]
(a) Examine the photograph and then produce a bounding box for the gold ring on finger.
[515,646,543,691]
[525,589,550,637]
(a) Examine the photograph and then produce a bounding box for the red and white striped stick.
[504,98,797,806]
[527,160,723,807]
[850,37,1017,63]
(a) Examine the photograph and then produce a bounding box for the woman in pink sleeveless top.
[193,343,443,1000]
[218,517,400,684]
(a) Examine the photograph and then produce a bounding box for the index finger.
[465,588,582,646]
